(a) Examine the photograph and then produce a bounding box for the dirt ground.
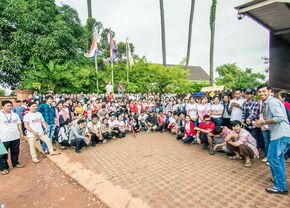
[0,141,107,208]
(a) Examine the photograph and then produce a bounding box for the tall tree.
[209,0,217,85]
[87,0,92,18]
[185,0,196,70]
[159,0,166,66]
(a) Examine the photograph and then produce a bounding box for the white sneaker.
[261,157,268,162]
[102,139,108,144]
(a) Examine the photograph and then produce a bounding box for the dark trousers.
[248,128,264,150]
[0,139,20,171]
[212,117,223,127]
[70,138,86,152]
[227,143,254,159]
[102,132,112,140]
[91,133,101,145]
[222,118,231,128]
[158,123,167,132]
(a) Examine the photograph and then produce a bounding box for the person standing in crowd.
[222,94,231,128]
[211,96,224,127]
[255,84,290,194]
[12,100,25,122]
[118,81,125,95]
[229,89,245,122]
[225,120,259,167]
[0,100,24,175]
[241,89,262,150]
[186,97,198,127]
[197,96,212,123]
[24,102,60,162]
[37,95,56,153]
[106,81,114,95]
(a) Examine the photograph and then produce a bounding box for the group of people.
[0,84,289,195]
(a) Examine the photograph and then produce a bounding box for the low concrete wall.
[0,96,17,109]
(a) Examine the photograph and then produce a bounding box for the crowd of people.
[0,84,289,194]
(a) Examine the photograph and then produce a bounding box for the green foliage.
[0,89,5,96]
[215,63,266,89]
[0,0,86,87]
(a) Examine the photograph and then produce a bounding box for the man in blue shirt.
[12,100,25,121]
[255,84,290,195]
[37,95,56,153]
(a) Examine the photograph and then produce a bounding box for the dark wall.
[269,33,290,90]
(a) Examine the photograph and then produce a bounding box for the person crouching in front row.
[195,115,216,155]
[24,102,60,163]
[225,120,259,167]
[69,119,88,153]
[179,115,196,143]
[58,119,73,149]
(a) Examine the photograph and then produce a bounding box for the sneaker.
[32,159,40,163]
[102,139,108,144]
[265,187,289,195]
[75,150,81,154]
[14,163,25,168]
[266,162,269,166]
[261,157,268,162]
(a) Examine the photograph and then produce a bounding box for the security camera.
[237,13,245,20]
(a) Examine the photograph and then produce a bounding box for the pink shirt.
[231,128,259,158]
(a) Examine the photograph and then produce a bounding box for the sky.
[58,0,269,75]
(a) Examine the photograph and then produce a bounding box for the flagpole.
[95,56,99,94]
[126,38,129,83]
[111,61,114,90]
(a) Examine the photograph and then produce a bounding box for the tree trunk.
[159,0,166,66]
[185,0,196,70]
[209,0,217,85]
[87,0,92,18]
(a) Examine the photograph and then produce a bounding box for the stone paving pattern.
[58,132,290,208]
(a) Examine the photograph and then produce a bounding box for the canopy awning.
[201,86,224,92]
[235,0,290,42]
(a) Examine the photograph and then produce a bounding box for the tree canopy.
[215,63,266,89]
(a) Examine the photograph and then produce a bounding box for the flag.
[84,35,98,59]
[110,33,118,64]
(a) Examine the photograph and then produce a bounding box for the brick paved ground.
[50,132,290,208]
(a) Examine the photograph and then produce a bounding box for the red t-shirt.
[198,122,215,135]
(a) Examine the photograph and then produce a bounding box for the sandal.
[50,152,61,156]
[229,156,243,160]
[1,169,9,175]
[244,161,252,167]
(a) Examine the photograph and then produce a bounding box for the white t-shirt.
[186,103,198,119]
[211,104,224,118]
[197,104,212,122]
[138,114,148,123]
[106,84,113,93]
[0,111,21,142]
[108,119,118,128]
[87,121,101,132]
[23,112,44,138]
[230,98,245,121]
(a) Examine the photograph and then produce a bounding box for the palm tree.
[185,0,196,70]
[209,0,217,85]
[87,0,92,18]
[159,0,166,66]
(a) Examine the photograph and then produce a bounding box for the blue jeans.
[183,136,194,143]
[262,130,270,157]
[267,137,290,191]
[41,125,56,152]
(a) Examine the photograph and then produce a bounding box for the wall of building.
[269,34,290,90]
